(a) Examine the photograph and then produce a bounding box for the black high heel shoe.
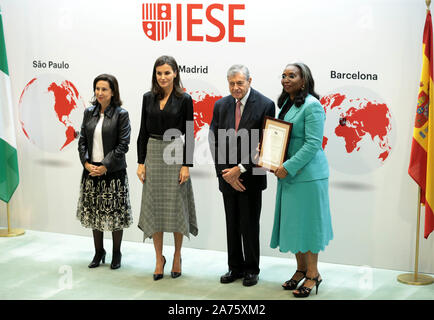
[88,249,106,268]
[282,270,306,290]
[110,251,122,270]
[153,256,166,281]
[171,257,182,278]
[293,274,322,298]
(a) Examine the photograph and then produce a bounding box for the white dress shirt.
[91,113,104,163]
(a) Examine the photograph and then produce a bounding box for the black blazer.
[209,88,275,193]
[78,103,131,173]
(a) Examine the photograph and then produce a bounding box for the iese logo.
[142,3,245,42]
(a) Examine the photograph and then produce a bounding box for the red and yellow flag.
[409,10,434,239]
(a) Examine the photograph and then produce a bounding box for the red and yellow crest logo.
[142,3,172,41]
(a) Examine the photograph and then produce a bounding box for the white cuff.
[238,164,247,173]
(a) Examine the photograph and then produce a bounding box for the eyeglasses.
[281,74,297,80]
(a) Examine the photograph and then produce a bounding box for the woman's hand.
[93,165,107,176]
[274,165,288,179]
[84,162,96,173]
[137,164,146,184]
[85,162,106,176]
[179,166,190,185]
[88,164,107,177]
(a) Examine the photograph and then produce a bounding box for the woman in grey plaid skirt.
[137,56,198,280]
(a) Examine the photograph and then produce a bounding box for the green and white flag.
[0,7,19,203]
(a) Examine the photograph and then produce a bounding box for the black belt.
[149,134,180,141]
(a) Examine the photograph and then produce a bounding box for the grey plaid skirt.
[138,137,198,239]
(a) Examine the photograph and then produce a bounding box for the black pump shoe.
[110,251,122,270]
[171,258,182,278]
[153,256,166,281]
[88,249,106,268]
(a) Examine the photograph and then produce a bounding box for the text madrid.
[330,70,378,80]
[179,65,208,74]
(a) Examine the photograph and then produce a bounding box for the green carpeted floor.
[0,230,432,300]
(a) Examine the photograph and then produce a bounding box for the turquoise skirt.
[270,178,333,254]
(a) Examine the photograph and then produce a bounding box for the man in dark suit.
[209,65,275,286]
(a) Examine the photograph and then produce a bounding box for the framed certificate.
[257,116,292,172]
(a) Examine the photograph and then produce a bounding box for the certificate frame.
[257,116,292,172]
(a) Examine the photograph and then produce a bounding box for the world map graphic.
[190,91,221,139]
[18,74,85,153]
[184,79,222,164]
[18,76,220,157]
[321,87,395,174]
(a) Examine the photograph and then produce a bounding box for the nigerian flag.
[0,8,19,203]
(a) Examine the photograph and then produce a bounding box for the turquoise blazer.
[279,94,329,184]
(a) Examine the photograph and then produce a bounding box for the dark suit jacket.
[78,103,131,173]
[209,88,275,193]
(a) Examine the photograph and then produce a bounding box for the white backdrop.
[1,0,433,274]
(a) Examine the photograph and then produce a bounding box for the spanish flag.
[409,10,434,239]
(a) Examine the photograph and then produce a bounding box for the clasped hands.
[136,164,190,185]
[85,162,107,177]
[222,166,246,192]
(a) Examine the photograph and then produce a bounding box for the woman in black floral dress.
[77,74,132,270]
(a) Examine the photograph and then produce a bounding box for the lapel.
[91,103,115,118]
[238,88,256,129]
[283,100,303,123]
[88,105,101,144]
[104,103,115,118]
[227,98,236,129]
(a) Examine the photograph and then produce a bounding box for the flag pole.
[397,0,434,288]
[397,188,433,285]
[0,201,25,237]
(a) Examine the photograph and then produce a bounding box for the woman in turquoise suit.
[270,62,333,298]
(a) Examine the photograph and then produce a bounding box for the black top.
[278,97,292,120]
[137,91,194,166]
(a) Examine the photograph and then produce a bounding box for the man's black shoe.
[220,271,244,284]
[243,273,259,286]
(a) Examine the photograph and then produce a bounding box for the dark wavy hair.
[151,55,184,100]
[277,62,319,108]
[91,73,122,106]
